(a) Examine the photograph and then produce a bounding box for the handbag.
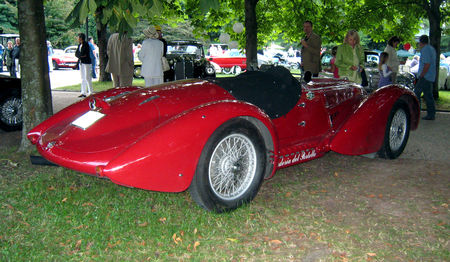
[161,56,170,72]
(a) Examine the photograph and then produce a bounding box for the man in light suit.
[106,32,134,87]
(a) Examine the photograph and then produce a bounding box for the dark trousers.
[91,58,96,78]
[414,77,435,118]
[11,62,17,78]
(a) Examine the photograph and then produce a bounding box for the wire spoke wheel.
[378,102,410,159]
[0,97,22,130]
[209,134,257,201]
[389,109,407,152]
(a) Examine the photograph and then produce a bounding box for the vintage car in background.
[207,49,247,74]
[0,75,22,131]
[51,46,79,70]
[28,66,419,213]
[134,40,216,80]
[321,50,415,92]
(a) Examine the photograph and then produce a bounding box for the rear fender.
[27,87,140,144]
[100,101,277,192]
[331,85,419,155]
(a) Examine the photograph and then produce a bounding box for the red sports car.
[51,46,79,70]
[28,67,420,213]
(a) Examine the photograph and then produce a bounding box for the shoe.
[78,94,86,98]
[422,115,435,120]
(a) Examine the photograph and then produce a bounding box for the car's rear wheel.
[222,67,232,74]
[190,119,266,213]
[0,96,23,131]
[378,101,410,159]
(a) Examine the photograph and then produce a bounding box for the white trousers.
[80,63,93,95]
[144,76,163,87]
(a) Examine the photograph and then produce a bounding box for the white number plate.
[72,111,105,130]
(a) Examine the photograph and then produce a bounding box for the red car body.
[28,67,420,212]
[207,50,247,70]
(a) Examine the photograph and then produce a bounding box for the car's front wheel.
[190,119,266,213]
[378,101,410,159]
[0,96,23,131]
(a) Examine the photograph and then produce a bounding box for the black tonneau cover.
[211,66,302,119]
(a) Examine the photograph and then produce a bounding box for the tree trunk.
[428,0,441,99]
[18,0,53,151]
[245,0,259,71]
[96,7,111,82]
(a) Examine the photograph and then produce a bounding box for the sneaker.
[422,115,435,120]
[78,94,86,98]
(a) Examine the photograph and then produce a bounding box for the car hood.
[40,80,233,154]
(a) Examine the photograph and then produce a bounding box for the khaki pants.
[112,74,133,87]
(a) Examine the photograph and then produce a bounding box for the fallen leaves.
[0,159,18,167]
[172,233,182,245]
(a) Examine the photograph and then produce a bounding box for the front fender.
[331,85,419,155]
[99,101,277,192]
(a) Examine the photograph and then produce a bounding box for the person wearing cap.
[414,35,437,120]
[155,25,167,56]
[106,32,134,87]
[139,26,164,87]
[155,25,170,82]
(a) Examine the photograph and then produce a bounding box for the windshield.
[167,44,203,57]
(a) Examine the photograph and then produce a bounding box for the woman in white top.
[384,36,400,83]
[139,26,164,87]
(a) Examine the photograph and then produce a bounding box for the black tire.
[189,119,266,213]
[378,101,410,159]
[52,60,59,70]
[0,96,23,131]
[222,67,232,74]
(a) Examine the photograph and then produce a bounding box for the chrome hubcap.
[209,134,257,200]
[389,109,407,151]
[1,97,22,126]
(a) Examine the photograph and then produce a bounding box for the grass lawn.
[1,149,448,261]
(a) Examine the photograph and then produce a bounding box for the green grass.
[1,149,448,261]
[436,90,450,111]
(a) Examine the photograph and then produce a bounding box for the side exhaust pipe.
[30,155,57,166]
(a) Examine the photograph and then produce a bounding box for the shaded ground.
[253,152,449,261]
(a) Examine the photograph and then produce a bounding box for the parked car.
[27,66,420,213]
[134,40,215,80]
[0,75,22,131]
[207,49,247,74]
[52,46,79,70]
[320,50,415,92]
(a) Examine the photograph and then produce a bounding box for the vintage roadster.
[28,66,420,213]
[134,40,216,80]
